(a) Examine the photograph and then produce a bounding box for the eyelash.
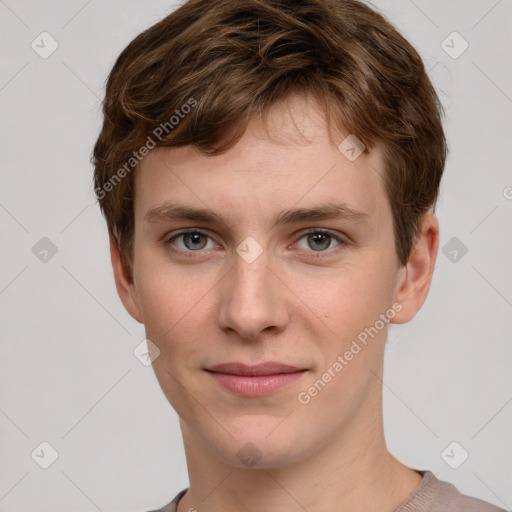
[165,228,348,259]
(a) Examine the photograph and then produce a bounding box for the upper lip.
[206,362,306,376]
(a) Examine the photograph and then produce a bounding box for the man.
[92,1,506,510]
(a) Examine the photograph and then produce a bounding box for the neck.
[176,393,423,512]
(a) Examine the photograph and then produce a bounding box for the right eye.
[166,229,218,255]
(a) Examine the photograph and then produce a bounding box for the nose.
[217,248,289,340]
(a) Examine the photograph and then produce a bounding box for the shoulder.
[432,478,506,512]
[396,471,507,512]
[145,488,188,512]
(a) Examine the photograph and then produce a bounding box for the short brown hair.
[92,0,448,277]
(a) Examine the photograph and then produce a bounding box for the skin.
[111,94,439,512]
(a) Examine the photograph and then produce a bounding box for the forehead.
[135,96,389,227]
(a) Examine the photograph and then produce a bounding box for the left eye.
[295,230,342,252]
[166,229,344,255]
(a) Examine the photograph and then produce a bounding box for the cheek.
[306,265,395,407]
[318,261,395,333]
[135,264,208,413]
[134,255,218,369]
[135,264,188,353]
[135,248,203,328]
[137,273,173,336]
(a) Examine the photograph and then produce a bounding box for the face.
[113,95,437,470]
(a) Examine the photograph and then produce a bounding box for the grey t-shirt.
[147,470,507,512]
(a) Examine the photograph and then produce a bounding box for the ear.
[390,212,439,324]
[109,235,143,324]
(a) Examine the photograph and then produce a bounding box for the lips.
[205,362,308,397]
[206,362,305,376]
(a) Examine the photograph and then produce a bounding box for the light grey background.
[0,1,511,511]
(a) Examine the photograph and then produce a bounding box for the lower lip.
[207,371,307,397]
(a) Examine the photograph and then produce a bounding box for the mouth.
[204,362,308,397]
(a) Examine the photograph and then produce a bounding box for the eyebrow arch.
[144,201,370,229]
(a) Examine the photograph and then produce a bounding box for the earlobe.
[109,235,143,324]
[390,213,439,324]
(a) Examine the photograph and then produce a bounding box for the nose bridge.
[217,242,287,339]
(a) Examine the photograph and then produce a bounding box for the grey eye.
[296,231,341,252]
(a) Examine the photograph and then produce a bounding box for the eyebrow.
[144,201,370,229]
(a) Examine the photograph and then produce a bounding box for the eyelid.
[298,227,346,241]
[292,228,348,257]
[166,228,218,248]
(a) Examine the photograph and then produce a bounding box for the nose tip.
[216,254,288,340]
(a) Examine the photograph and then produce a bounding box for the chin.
[204,422,314,470]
